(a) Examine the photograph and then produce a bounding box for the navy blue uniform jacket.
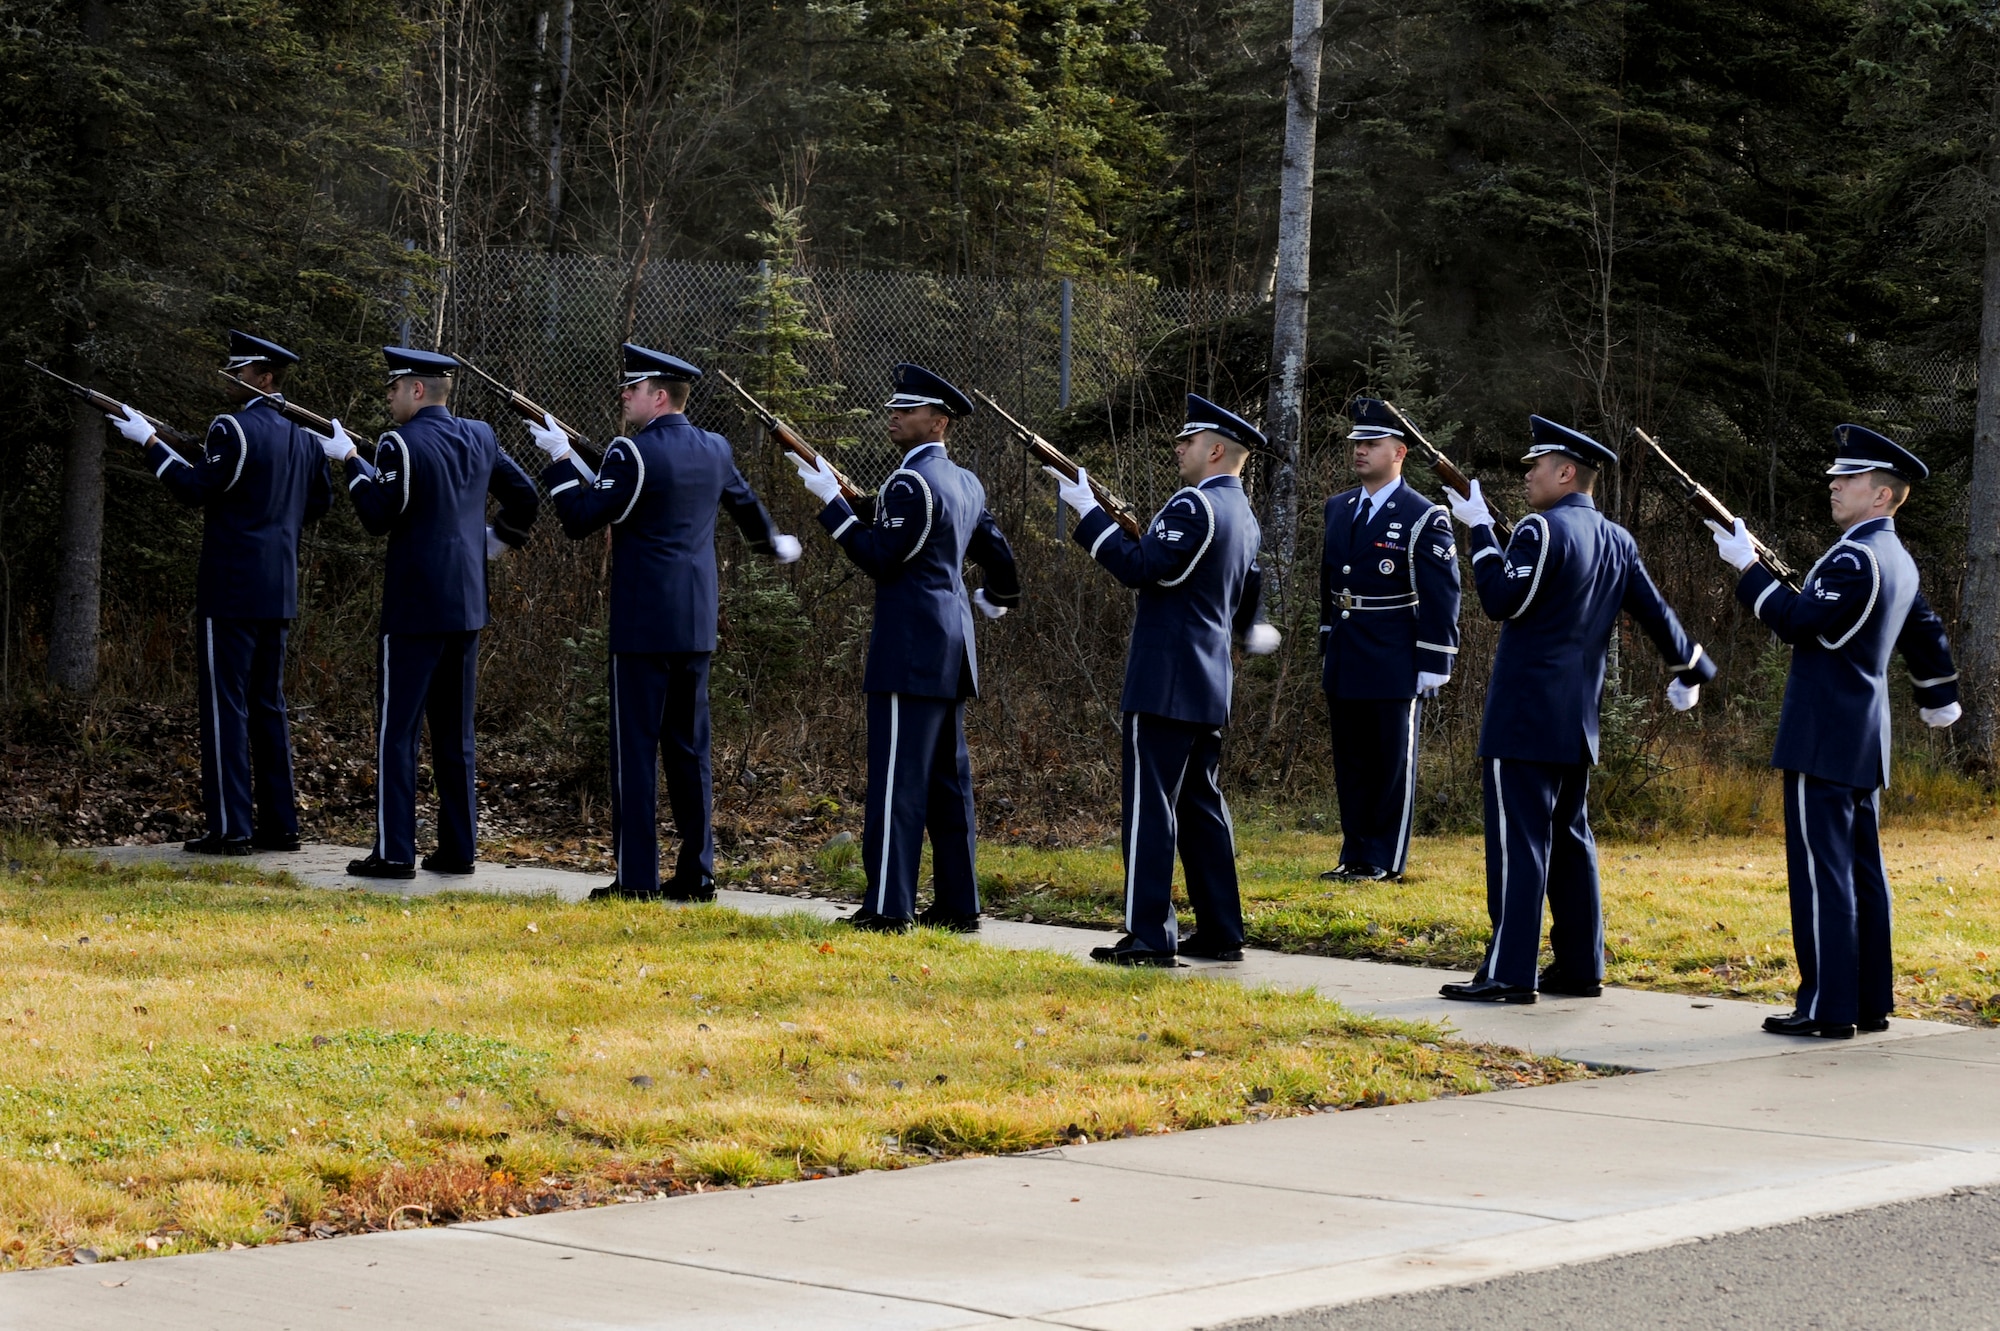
[342,405,539,635]
[817,442,1020,699]
[1319,479,1461,698]
[1738,516,1958,789]
[542,412,778,655]
[1470,493,1714,764]
[144,396,330,619]
[1074,474,1263,728]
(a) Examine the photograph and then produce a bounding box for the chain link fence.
[441,249,1256,519]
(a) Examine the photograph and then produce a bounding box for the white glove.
[105,403,156,446]
[527,412,571,462]
[315,419,357,461]
[791,452,842,504]
[1044,465,1100,520]
[1416,670,1449,698]
[1706,518,1757,572]
[771,534,802,564]
[973,588,1008,619]
[1921,702,1962,728]
[1667,679,1700,712]
[1448,479,1494,529]
[485,526,508,561]
[1243,623,1281,656]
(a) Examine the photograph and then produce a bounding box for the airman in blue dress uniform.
[1049,394,1279,966]
[105,330,330,855]
[1318,398,1461,881]
[315,348,540,880]
[1709,426,1959,1038]
[790,364,1021,932]
[1440,418,1715,1003]
[531,344,800,902]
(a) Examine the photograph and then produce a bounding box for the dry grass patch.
[978,799,2000,1024]
[0,843,1584,1268]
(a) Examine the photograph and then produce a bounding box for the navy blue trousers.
[1119,711,1244,954]
[860,692,978,922]
[194,616,299,842]
[371,630,478,865]
[1327,695,1422,875]
[1478,757,1601,988]
[1783,772,1893,1025]
[609,651,713,891]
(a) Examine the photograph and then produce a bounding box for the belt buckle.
[1338,591,1354,610]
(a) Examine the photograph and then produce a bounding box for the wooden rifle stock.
[714,371,867,504]
[452,354,605,470]
[219,371,382,463]
[971,390,1144,539]
[1633,427,1802,592]
[1377,399,1515,544]
[25,360,198,449]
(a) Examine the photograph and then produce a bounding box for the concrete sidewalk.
[9,841,1985,1331]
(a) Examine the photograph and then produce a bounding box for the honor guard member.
[315,348,540,880]
[1440,417,1715,1002]
[531,344,801,902]
[1049,395,1280,966]
[1318,398,1461,882]
[104,331,330,854]
[790,363,1021,933]
[1709,427,1959,1038]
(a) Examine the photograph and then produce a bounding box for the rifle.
[25,360,198,449]
[1376,398,1514,544]
[1634,427,1802,591]
[217,370,335,435]
[451,354,604,470]
[972,389,1144,539]
[714,370,868,505]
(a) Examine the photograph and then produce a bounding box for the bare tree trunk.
[46,0,114,695]
[1260,0,1322,615]
[47,398,107,694]
[546,0,575,249]
[1957,75,2000,771]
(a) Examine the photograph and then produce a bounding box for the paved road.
[1244,1185,2000,1331]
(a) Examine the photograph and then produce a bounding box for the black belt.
[1334,591,1418,610]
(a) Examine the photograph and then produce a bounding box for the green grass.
[0,843,1587,1269]
[971,804,2000,1025]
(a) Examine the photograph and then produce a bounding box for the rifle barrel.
[1633,427,1801,591]
[1378,399,1514,543]
[25,359,197,448]
[970,389,1143,538]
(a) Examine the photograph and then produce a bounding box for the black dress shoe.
[1089,935,1180,967]
[1537,967,1603,998]
[1177,933,1244,962]
[659,875,717,903]
[249,831,301,852]
[588,881,662,902]
[1762,1010,1855,1038]
[1440,978,1538,1004]
[346,854,416,881]
[845,911,911,934]
[1319,863,1391,882]
[1858,1013,1890,1033]
[915,905,981,933]
[184,834,253,856]
[420,854,475,875]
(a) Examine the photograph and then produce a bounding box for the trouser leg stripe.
[1393,699,1418,874]
[375,635,390,858]
[1490,758,1508,974]
[205,618,225,837]
[1124,713,1140,932]
[1799,772,1823,1020]
[875,694,899,916]
[610,656,624,882]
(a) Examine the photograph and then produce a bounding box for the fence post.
[1058,277,1073,410]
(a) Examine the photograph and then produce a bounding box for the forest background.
[3,0,1998,858]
